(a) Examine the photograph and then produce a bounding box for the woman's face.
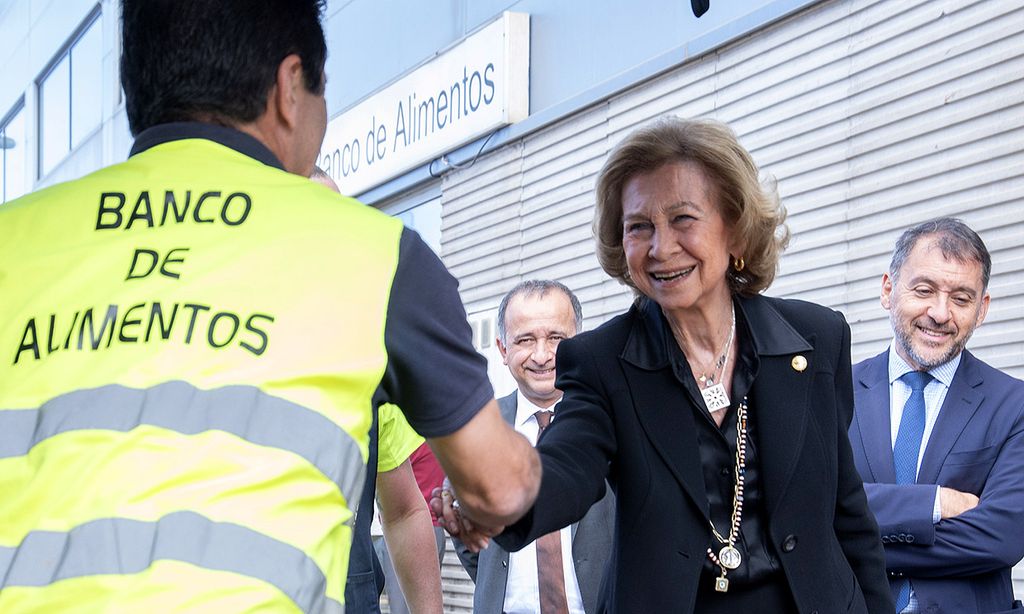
[621,160,737,316]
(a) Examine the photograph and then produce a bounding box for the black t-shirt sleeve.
[377,228,494,438]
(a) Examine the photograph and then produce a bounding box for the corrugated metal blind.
[440,538,474,612]
[438,0,1024,608]
[443,0,1022,372]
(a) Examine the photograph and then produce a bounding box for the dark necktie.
[892,370,932,612]
[534,410,568,614]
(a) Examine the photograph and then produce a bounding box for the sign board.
[318,12,530,196]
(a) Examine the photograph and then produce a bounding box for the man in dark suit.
[850,218,1024,614]
[455,280,613,614]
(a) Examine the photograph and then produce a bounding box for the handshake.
[430,480,504,552]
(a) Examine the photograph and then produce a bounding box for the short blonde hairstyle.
[594,117,789,297]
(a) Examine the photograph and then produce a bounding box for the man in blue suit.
[850,218,1024,614]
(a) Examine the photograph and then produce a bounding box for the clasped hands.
[429,478,505,552]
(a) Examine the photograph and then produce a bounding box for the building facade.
[2,0,1022,610]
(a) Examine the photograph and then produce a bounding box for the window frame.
[35,4,103,179]
[1,98,27,204]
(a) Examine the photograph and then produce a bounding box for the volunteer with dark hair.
[0,1,538,612]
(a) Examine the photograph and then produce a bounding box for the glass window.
[39,57,71,176]
[38,11,102,177]
[397,197,442,254]
[70,18,102,147]
[1,103,28,204]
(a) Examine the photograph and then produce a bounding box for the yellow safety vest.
[0,136,404,613]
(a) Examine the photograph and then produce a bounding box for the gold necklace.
[705,395,748,593]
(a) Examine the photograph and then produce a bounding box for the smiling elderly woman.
[492,117,893,613]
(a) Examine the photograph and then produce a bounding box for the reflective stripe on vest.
[0,381,365,500]
[0,137,405,611]
[0,512,342,614]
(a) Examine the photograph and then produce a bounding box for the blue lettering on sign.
[392,62,498,154]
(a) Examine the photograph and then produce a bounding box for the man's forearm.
[863,482,938,544]
[381,509,443,614]
[377,460,443,614]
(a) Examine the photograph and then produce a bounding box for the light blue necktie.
[892,370,932,612]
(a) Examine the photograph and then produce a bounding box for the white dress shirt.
[887,343,962,613]
[503,390,585,614]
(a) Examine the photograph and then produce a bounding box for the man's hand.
[428,400,540,527]
[939,487,980,519]
[429,483,503,552]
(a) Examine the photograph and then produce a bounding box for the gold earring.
[733,257,745,272]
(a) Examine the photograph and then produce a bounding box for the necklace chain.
[698,306,736,388]
[697,305,736,413]
[705,395,748,592]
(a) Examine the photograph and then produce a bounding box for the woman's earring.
[733,257,745,272]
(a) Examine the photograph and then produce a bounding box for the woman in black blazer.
[491,118,893,613]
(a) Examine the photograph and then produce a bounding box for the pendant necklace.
[705,395,748,593]
[699,305,735,413]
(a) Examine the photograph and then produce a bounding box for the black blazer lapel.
[620,301,708,519]
[752,352,812,517]
[854,352,897,483]
[622,360,709,518]
[739,298,814,517]
[918,351,985,484]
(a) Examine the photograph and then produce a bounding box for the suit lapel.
[498,392,518,426]
[752,351,812,516]
[854,352,897,483]
[620,301,708,518]
[624,361,709,517]
[739,297,814,517]
[477,543,510,613]
[918,352,984,484]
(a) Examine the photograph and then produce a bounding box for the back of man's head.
[120,0,327,136]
